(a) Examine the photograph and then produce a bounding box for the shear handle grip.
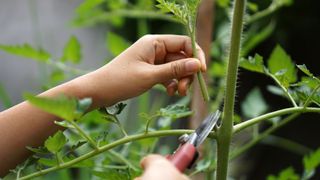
[167,143,197,172]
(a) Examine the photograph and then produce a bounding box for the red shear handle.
[167,143,197,172]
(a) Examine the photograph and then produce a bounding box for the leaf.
[0,44,50,62]
[77,98,92,113]
[303,148,320,179]
[50,70,65,83]
[267,167,300,180]
[297,64,314,77]
[26,146,49,155]
[105,102,127,115]
[76,0,104,15]
[44,131,67,153]
[92,169,131,180]
[239,54,265,73]
[216,0,230,7]
[61,35,82,64]
[106,32,131,56]
[24,93,78,121]
[242,22,276,56]
[267,85,285,96]
[241,87,268,118]
[267,45,297,84]
[156,0,187,24]
[159,104,192,119]
[209,61,226,77]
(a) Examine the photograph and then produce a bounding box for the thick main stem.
[216,0,246,179]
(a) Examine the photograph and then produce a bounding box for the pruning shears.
[167,110,221,172]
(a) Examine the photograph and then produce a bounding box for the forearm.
[0,72,101,176]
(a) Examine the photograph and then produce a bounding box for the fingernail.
[185,60,200,73]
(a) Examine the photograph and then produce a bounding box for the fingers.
[155,58,201,82]
[178,76,193,96]
[140,35,207,71]
[138,154,190,180]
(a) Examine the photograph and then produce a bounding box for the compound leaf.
[0,44,50,62]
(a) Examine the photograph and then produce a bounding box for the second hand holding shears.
[167,110,221,172]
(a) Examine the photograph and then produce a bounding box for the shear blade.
[194,110,221,147]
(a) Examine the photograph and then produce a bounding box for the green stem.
[109,150,139,171]
[233,107,320,134]
[216,0,246,179]
[20,129,215,180]
[190,30,210,101]
[247,1,288,24]
[230,113,299,159]
[69,120,98,149]
[268,73,298,107]
[261,135,312,155]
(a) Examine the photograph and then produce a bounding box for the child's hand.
[135,155,190,180]
[79,35,206,107]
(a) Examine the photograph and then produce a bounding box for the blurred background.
[1,0,320,179]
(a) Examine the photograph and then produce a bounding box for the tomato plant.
[1,0,320,179]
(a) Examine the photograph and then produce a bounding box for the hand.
[79,35,206,107]
[135,155,190,180]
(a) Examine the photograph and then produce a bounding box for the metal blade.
[193,110,221,147]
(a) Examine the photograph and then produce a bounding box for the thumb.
[154,58,201,82]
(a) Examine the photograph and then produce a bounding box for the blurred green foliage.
[2,0,320,179]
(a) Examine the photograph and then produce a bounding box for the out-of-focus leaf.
[26,146,49,155]
[38,158,57,167]
[24,93,78,121]
[216,0,230,7]
[297,64,313,77]
[247,2,258,12]
[50,70,65,84]
[76,0,104,15]
[106,102,127,115]
[267,45,297,85]
[61,35,82,64]
[267,85,285,96]
[301,77,320,89]
[239,54,264,73]
[303,148,320,179]
[92,169,130,179]
[80,110,106,125]
[0,83,12,108]
[0,44,50,62]
[45,131,67,153]
[242,22,275,56]
[159,104,192,119]
[267,167,299,180]
[106,32,131,56]
[77,98,92,113]
[241,87,268,118]
[209,61,226,77]
[54,121,75,129]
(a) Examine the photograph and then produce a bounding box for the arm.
[0,35,206,176]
